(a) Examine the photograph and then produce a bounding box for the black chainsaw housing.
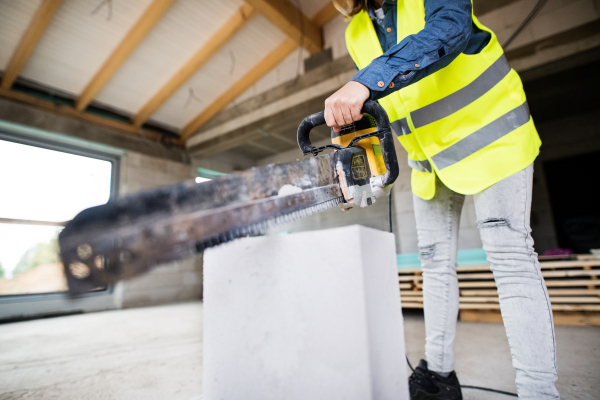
[334,146,372,188]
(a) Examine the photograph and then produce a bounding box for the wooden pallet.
[398,257,600,326]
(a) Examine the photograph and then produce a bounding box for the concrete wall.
[118,151,203,308]
[529,109,600,253]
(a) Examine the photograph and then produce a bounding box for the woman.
[327,0,559,399]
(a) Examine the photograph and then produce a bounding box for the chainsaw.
[59,100,399,294]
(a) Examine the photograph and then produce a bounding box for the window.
[196,167,225,184]
[0,123,121,319]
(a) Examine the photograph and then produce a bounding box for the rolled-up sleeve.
[351,0,472,101]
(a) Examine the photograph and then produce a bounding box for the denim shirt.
[351,0,490,101]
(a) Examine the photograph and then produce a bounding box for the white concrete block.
[203,225,409,400]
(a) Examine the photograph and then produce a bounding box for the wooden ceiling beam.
[132,3,256,128]
[181,3,339,143]
[243,0,323,54]
[75,0,176,111]
[1,0,63,89]
[311,1,339,28]
[0,87,183,148]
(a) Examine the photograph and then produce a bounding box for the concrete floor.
[0,302,597,399]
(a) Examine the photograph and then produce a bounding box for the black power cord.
[388,191,393,233]
[461,385,518,397]
[388,193,517,397]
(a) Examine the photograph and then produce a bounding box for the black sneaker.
[409,359,462,400]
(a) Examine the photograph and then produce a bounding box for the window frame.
[0,124,123,320]
[197,167,226,179]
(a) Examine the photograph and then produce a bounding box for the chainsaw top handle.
[297,100,399,187]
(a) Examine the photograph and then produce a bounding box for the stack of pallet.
[398,255,600,326]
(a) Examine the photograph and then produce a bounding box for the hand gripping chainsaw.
[59,100,399,294]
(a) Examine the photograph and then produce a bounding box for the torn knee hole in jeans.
[419,244,436,259]
[477,218,509,229]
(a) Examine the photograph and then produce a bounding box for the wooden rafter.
[243,0,323,54]
[1,0,63,89]
[132,3,256,128]
[311,1,338,28]
[75,0,176,111]
[181,3,340,143]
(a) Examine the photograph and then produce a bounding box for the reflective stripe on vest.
[410,55,511,129]
[431,101,531,170]
[408,159,432,173]
[391,118,411,136]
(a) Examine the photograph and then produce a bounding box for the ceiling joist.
[132,3,256,128]
[75,0,176,111]
[0,87,181,147]
[1,0,63,89]
[243,0,323,54]
[181,2,339,143]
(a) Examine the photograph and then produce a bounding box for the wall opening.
[543,150,600,253]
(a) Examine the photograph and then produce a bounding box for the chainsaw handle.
[297,111,327,155]
[297,100,399,186]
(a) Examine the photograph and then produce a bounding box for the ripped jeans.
[413,164,559,399]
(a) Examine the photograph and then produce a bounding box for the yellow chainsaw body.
[331,117,387,179]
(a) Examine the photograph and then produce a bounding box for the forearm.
[352,0,472,101]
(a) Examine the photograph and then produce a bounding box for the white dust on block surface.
[277,184,303,196]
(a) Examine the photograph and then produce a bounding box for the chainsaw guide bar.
[59,155,342,294]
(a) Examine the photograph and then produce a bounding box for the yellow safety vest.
[345,0,541,199]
